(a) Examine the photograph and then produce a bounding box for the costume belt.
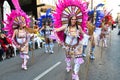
[66,53,83,58]
[64,42,79,49]
[20,53,28,55]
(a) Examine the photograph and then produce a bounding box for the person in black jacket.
[0,43,4,61]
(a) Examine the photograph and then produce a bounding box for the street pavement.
[0,28,120,80]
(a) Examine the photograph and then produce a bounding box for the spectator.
[33,24,43,48]
[0,43,4,61]
[0,33,14,59]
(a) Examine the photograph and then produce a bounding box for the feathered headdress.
[53,0,88,41]
[103,9,114,25]
[53,0,88,42]
[38,8,54,28]
[3,0,30,37]
[88,3,105,27]
[96,3,104,9]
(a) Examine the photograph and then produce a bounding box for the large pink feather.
[53,0,88,42]
[12,0,21,10]
[3,0,31,38]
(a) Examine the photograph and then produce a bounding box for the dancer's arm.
[78,26,84,35]
[24,26,39,34]
[12,30,20,48]
[39,25,45,31]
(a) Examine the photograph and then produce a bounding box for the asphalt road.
[0,28,120,80]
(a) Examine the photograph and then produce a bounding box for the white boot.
[49,43,54,54]
[90,53,95,60]
[90,46,95,60]
[72,58,83,80]
[74,58,81,74]
[65,57,72,72]
[66,66,72,72]
[104,38,107,47]
[45,44,49,53]
[72,73,79,80]
[23,59,28,70]
[21,63,27,70]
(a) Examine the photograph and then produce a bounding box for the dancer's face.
[71,16,77,26]
[19,23,26,28]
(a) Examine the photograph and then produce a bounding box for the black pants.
[6,46,14,58]
[118,30,120,35]
[0,49,4,61]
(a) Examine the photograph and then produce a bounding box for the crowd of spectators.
[0,33,14,61]
[0,31,45,62]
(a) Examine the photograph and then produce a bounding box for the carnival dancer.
[97,14,112,47]
[82,22,97,59]
[12,18,39,70]
[53,0,88,79]
[85,3,105,59]
[40,22,54,53]
[38,9,54,54]
[98,20,109,47]
[97,9,114,47]
[55,15,85,80]
[3,0,38,70]
[86,21,96,59]
[12,19,38,70]
[32,22,43,49]
[13,22,30,70]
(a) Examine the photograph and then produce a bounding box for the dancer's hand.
[21,47,24,52]
[53,28,57,32]
[5,45,9,48]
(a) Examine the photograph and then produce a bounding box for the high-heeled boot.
[65,57,72,72]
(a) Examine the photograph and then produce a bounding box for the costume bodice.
[16,29,27,44]
[17,29,26,38]
[65,26,79,38]
[44,26,52,35]
[64,26,79,45]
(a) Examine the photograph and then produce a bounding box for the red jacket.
[0,37,12,51]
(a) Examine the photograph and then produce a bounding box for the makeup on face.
[71,16,77,26]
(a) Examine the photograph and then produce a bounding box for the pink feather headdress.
[3,0,30,38]
[53,0,88,42]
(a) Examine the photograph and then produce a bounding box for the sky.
[88,0,120,19]
[105,0,120,19]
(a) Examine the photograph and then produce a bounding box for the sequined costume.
[53,0,88,80]
[3,0,37,70]
[38,9,54,54]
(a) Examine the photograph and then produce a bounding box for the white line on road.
[33,61,61,80]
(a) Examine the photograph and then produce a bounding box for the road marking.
[33,61,61,80]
